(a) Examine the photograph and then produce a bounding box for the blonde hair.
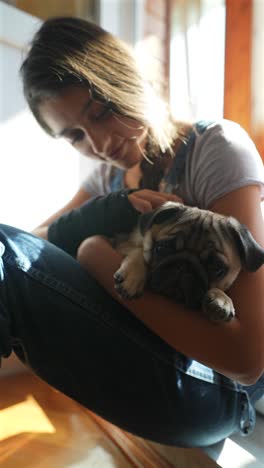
[20,16,179,157]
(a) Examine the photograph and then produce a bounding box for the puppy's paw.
[114,264,146,300]
[202,288,235,322]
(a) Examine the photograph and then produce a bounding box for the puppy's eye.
[153,240,174,256]
[214,265,228,279]
[206,255,228,280]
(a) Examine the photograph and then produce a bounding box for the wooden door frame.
[224,0,253,134]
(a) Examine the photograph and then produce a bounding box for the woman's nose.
[81,125,110,155]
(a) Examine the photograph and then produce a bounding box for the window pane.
[170,0,225,121]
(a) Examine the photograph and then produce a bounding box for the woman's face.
[38,86,148,169]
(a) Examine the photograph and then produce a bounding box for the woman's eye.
[94,105,112,121]
[70,129,84,145]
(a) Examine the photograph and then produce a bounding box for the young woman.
[20,15,189,237]
[11,16,264,446]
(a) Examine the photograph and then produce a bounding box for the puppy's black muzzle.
[148,253,209,309]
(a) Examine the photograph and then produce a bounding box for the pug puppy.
[113,202,264,322]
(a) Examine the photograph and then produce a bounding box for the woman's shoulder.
[186,119,264,208]
[176,118,247,140]
[195,118,254,144]
[194,118,263,171]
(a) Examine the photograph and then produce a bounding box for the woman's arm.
[34,187,181,240]
[47,189,180,257]
[78,185,264,386]
[32,187,92,239]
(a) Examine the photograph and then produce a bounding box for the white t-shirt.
[81,119,264,209]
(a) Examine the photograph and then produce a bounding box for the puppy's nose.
[148,254,209,309]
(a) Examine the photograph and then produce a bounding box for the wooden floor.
[0,371,219,467]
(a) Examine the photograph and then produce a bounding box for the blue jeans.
[0,223,263,448]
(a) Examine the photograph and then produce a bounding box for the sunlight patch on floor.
[0,395,55,441]
[216,438,259,468]
[68,446,118,468]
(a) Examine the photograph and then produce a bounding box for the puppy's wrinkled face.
[139,202,264,309]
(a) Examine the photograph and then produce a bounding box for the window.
[170,0,226,121]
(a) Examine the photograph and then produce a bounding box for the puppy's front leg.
[202,288,235,322]
[114,247,147,299]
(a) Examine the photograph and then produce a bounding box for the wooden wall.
[224,0,264,159]
[224,0,253,134]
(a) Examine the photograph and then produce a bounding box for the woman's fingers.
[128,195,152,213]
[128,190,182,213]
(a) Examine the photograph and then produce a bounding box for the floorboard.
[0,371,219,467]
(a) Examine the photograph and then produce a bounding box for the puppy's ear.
[229,219,264,271]
[139,202,185,235]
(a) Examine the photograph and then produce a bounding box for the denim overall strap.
[110,168,125,192]
[109,121,214,193]
[165,120,215,189]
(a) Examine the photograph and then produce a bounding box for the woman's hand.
[128,190,182,213]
